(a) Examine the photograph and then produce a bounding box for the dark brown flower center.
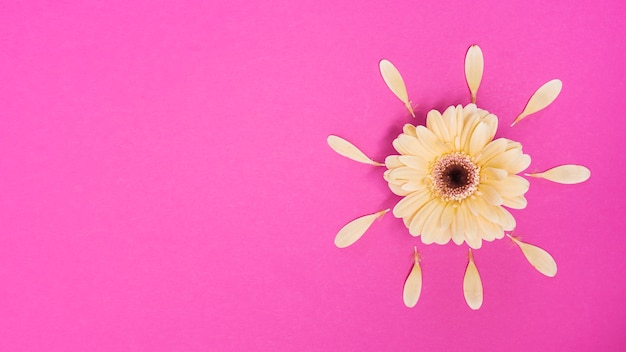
[431,153,479,201]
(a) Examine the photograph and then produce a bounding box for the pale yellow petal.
[511,79,562,126]
[509,236,557,277]
[327,135,384,166]
[481,167,508,181]
[463,250,483,310]
[398,155,429,172]
[403,250,422,308]
[393,188,430,218]
[415,126,450,155]
[334,210,389,248]
[422,202,449,245]
[388,182,411,196]
[469,122,492,156]
[526,165,591,184]
[388,167,427,183]
[465,45,484,104]
[379,59,415,117]
[442,106,459,140]
[384,155,404,169]
[502,195,528,209]
[409,198,439,237]
[508,154,532,174]
[460,203,481,249]
[426,109,451,143]
[475,138,509,165]
[494,206,516,231]
[393,134,422,156]
[403,124,417,137]
[484,175,530,198]
[477,184,503,206]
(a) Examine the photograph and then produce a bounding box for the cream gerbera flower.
[384,104,529,249]
[328,45,590,310]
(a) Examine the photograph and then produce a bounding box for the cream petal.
[463,251,483,310]
[426,109,451,143]
[389,167,427,183]
[398,155,429,172]
[508,154,532,174]
[502,195,528,209]
[385,155,404,169]
[460,204,482,249]
[481,113,498,142]
[527,165,591,184]
[484,175,530,197]
[379,59,415,117]
[393,134,423,156]
[481,167,508,181]
[403,124,417,137]
[459,112,482,151]
[469,122,492,156]
[415,125,450,155]
[511,79,562,126]
[327,135,384,166]
[484,147,526,173]
[442,106,459,140]
[465,45,484,104]
[388,182,411,196]
[423,202,449,245]
[393,188,431,218]
[403,250,423,308]
[409,198,439,237]
[335,209,389,248]
[509,236,557,277]
[475,138,509,164]
[494,206,516,231]
[477,184,503,206]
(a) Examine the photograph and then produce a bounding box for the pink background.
[1,0,624,351]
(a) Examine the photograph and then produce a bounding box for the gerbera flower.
[328,45,590,310]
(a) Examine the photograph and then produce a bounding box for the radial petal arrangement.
[328,44,589,309]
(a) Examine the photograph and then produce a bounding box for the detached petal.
[526,165,591,184]
[327,135,384,166]
[379,59,415,117]
[463,250,483,310]
[509,236,557,277]
[511,79,562,126]
[334,209,389,248]
[465,45,484,104]
[403,249,423,308]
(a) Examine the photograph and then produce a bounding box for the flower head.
[328,45,590,310]
[385,104,530,249]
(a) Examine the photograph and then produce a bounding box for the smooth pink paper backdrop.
[1,0,624,351]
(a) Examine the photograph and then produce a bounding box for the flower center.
[431,153,480,201]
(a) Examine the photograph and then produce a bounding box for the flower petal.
[379,59,415,117]
[403,249,422,308]
[426,109,451,143]
[385,155,404,169]
[478,184,503,206]
[511,79,562,126]
[463,250,483,310]
[403,124,417,137]
[327,135,384,166]
[465,45,484,104]
[393,188,431,218]
[526,165,591,184]
[334,209,389,248]
[409,198,439,237]
[469,122,492,156]
[509,236,557,277]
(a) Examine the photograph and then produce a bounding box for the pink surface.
[0,0,624,351]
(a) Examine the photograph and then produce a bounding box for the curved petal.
[463,250,483,310]
[403,249,422,308]
[335,209,389,248]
